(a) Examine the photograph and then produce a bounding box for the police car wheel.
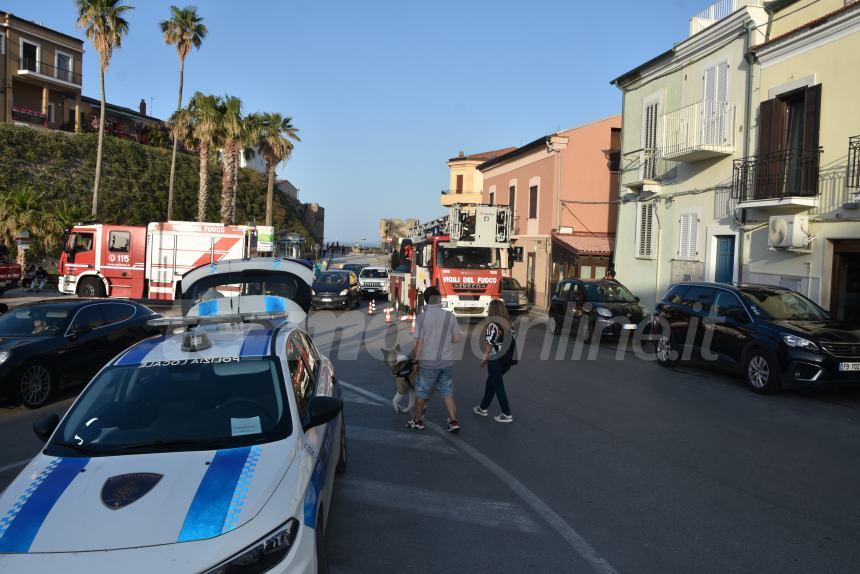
[16,361,53,409]
[336,415,347,475]
[316,512,330,574]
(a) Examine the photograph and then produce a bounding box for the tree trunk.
[220,140,235,224]
[231,147,240,224]
[265,163,276,226]
[197,142,209,222]
[167,57,185,221]
[92,68,106,217]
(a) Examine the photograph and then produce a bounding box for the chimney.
[139,99,146,116]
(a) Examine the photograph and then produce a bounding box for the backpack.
[500,327,518,368]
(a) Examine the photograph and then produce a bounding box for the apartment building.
[741,0,860,322]
[478,116,621,308]
[443,147,515,206]
[611,0,770,308]
[1,11,84,131]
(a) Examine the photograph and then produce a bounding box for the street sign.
[386,236,393,243]
[257,226,274,252]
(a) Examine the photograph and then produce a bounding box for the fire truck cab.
[58,221,256,300]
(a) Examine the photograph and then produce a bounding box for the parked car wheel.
[77,277,105,298]
[336,414,347,475]
[744,349,781,394]
[548,314,561,336]
[16,361,54,409]
[655,334,679,367]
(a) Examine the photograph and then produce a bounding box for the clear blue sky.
[6,0,707,242]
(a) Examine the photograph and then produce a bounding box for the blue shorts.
[416,367,454,399]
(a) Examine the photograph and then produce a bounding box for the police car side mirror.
[33,413,60,443]
[304,396,343,431]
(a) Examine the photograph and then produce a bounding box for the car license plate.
[839,362,860,372]
[366,288,377,293]
[623,324,637,330]
[321,298,332,302]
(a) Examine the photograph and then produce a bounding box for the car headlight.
[205,518,299,574]
[339,289,348,296]
[596,307,613,318]
[0,351,9,366]
[783,334,818,351]
[311,289,315,296]
[519,294,528,303]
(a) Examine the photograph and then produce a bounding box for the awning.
[551,232,613,257]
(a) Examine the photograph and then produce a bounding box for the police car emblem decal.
[101,473,163,509]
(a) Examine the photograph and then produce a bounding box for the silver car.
[501,277,528,312]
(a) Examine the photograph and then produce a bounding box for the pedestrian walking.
[407,286,463,432]
[474,299,516,423]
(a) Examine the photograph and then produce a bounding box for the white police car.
[0,260,345,573]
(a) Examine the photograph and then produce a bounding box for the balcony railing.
[621,148,675,187]
[732,148,822,203]
[11,105,47,126]
[661,101,735,162]
[18,57,82,85]
[689,0,765,36]
[848,135,860,189]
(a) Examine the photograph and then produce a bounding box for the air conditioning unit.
[768,215,810,249]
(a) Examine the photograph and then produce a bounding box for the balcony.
[441,189,483,206]
[661,101,735,162]
[732,148,821,212]
[848,135,860,190]
[11,105,47,127]
[621,148,675,190]
[17,58,82,87]
[689,0,765,36]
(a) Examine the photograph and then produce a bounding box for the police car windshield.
[360,268,387,278]
[47,358,290,456]
[0,306,70,337]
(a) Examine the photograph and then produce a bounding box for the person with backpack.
[474,299,516,423]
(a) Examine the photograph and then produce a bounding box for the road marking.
[339,381,387,404]
[0,459,29,474]
[348,425,457,455]
[338,477,539,533]
[339,381,618,574]
[341,393,383,406]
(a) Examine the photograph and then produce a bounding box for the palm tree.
[253,113,300,226]
[171,92,223,222]
[75,0,133,217]
[219,95,243,224]
[46,200,96,252]
[160,5,207,221]
[0,187,51,269]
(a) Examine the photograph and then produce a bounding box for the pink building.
[478,115,621,308]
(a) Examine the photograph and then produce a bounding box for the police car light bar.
[147,311,289,329]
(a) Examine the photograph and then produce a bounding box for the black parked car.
[652,282,860,393]
[312,270,361,310]
[548,278,647,342]
[0,299,160,408]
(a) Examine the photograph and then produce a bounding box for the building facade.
[444,147,514,206]
[742,0,860,322]
[478,116,621,309]
[611,0,770,308]
[1,11,84,131]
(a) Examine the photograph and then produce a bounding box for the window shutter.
[678,212,698,260]
[703,65,717,145]
[803,84,821,153]
[641,100,660,180]
[638,203,654,257]
[509,186,516,211]
[757,99,775,156]
[716,62,728,144]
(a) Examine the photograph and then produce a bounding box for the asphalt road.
[2,258,859,572]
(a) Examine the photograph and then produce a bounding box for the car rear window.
[663,284,689,304]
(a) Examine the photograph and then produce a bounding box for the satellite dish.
[768,217,788,246]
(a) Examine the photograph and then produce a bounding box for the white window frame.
[635,202,656,259]
[527,176,540,221]
[55,50,73,82]
[20,38,41,70]
[677,209,700,261]
[487,184,496,205]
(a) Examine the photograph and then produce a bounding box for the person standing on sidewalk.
[474,299,514,423]
[407,286,463,432]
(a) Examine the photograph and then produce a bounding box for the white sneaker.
[494,413,513,423]
[472,406,488,417]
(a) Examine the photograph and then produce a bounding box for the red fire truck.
[58,221,260,300]
[389,204,512,318]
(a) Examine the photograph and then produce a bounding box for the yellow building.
[443,148,514,206]
[741,0,860,321]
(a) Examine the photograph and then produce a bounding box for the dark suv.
[548,278,648,342]
[652,282,860,393]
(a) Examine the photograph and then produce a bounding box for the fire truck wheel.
[77,277,106,298]
[16,361,54,409]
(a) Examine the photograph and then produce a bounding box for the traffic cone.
[410,315,416,334]
[385,307,392,323]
